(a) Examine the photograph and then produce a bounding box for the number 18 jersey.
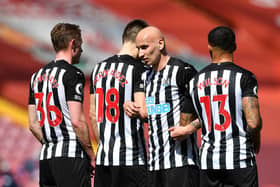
[90,55,146,166]
[189,62,259,170]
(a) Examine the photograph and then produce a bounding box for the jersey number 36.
[35,92,62,127]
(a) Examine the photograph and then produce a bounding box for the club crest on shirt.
[162,78,171,87]
[75,83,83,95]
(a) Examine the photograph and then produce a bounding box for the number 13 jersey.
[189,62,259,170]
[90,55,147,166]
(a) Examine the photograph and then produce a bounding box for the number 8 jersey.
[189,62,259,170]
[28,60,87,160]
[90,55,147,166]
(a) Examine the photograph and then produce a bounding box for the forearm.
[73,118,95,159]
[30,122,44,144]
[180,113,200,128]
[89,94,99,143]
[28,105,44,144]
[134,92,148,121]
[90,116,99,143]
[243,97,262,154]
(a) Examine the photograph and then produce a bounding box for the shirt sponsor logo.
[146,96,170,115]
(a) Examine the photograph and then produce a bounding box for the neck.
[118,42,137,58]
[55,50,72,64]
[153,54,170,71]
[211,52,233,64]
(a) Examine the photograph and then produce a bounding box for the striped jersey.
[90,55,147,166]
[189,62,258,170]
[28,60,87,160]
[145,57,199,171]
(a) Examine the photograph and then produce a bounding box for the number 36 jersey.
[189,62,259,170]
[90,55,146,166]
[28,60,87,160]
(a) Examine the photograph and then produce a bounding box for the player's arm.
[68,101,96,163]
[28,104,44,144]
[242,96,262,154]
[65,70,95,167]
[89,94,99,143]
[133,92,148,121]
[124,63,148,121]
[28,76,45,144]
[169,63,199,141]
[169,113,200,141]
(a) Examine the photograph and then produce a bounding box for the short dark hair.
[122,19,148,43]
[51,23,82,52]
[208,26,236,53]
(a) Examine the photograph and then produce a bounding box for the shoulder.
[169,57,197,72]
[64,64,85,82]
[101,55,118,64]
[232,64,256,77]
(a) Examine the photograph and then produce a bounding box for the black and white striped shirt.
[189,62,258,170]
[90,55,146,166]
[28,60,87,160]
[145,57,199,171]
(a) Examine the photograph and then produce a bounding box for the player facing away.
[89,19,149,187]
[170,26,262,187]
[125,26,200,187]
[28,23,95,187]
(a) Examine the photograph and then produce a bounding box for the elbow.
[89,115,96,125]
[71,119,81,129]
[29,123,37,133]
[29,124,34,133]
[248,117,262,132]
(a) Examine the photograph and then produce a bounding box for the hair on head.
[122,19,149,43]
[208,26,236,53]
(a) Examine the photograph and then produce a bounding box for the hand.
[168,126,190,141]
[123,101,140,118]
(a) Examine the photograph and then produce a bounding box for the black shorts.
[94,165,148,187]
[200,165,259,187]
[39,157,92,187]
[149,165,199,187]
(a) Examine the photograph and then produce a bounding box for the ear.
[70,39,76,52]
[208,44,213,51]
[158,39,164,51]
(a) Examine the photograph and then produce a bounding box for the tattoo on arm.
[242,96,262,154]
[180,113,200,129]
[242,97,262,130]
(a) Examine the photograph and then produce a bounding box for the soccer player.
[28,23,95,187]
[125,26,199,187]
[89,19,149,187]
[170,26,262,187]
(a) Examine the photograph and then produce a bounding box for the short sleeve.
[28,75,35,105]
[241,72,258,98]
[133,63,146,93]
[90,68,96,94]
[177,64,197,113]
[64,69,85,103]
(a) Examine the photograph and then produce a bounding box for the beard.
[209,50,213,59]
[72,53,81,64]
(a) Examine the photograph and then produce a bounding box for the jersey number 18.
[96,88,119,123]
